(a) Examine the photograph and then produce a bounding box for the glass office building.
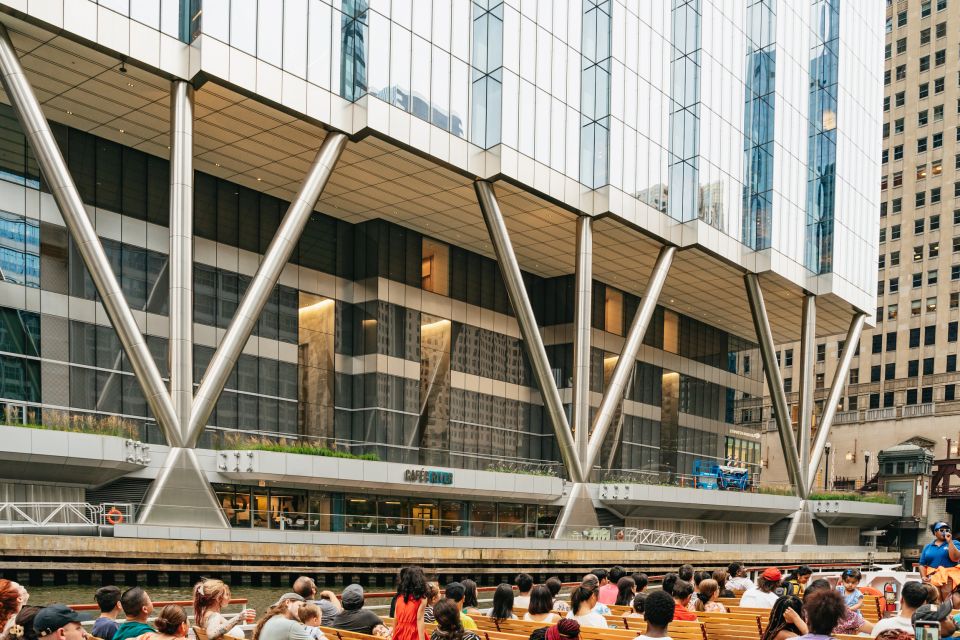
[0,0,882,536]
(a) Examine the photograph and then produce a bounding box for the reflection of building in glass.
[636,184,668,213]
[806,0,840,274]
[340,0,367,101]
[741,0,777,250]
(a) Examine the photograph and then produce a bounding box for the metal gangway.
[0,502,134,528]
[618,527,707,551]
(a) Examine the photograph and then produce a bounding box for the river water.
[22,586,399,622]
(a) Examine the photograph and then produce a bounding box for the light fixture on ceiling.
[127,82,134,88]
[65,110,72,115]
[118,128,124,133]
[256,177,262,181]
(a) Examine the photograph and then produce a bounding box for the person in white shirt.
[513,574,534,609]
[739,568,781,609]
[565,585,607,629]
[871,581,926,637]
[633,591,675,640]
[726,563,756,593]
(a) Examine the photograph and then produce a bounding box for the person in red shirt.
[597,567,625,606]
[672,580,698,621]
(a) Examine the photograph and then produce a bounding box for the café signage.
[404,468,453,485]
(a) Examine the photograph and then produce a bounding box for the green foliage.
[2,412,138,439]
[755,485,797,496]
[486,462,558,477]
[808,491,898,504]
[227,436,380,461]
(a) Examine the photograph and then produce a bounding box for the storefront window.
[535,505,560,538]
[345,496,376,532]
[309,492,332,532]
[497,503,525,538]
[470,501,496,537]
[439,500,465,535]
[378,498,405,533]
[214,484,560,538]
[410,499,438,535]
[215,484,252,527]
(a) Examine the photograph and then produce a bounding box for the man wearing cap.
[913,601,958,638]
[33,605,86,640]
[738,568,781,608]
[329,585,384,635]
[259,594,310,640]
[921,521,960,608]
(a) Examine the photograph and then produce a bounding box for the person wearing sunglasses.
[919,521,960,607]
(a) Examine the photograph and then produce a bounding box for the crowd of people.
[0,562,952,640]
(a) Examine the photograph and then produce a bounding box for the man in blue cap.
[920,521,960,607]
[34,605,86,640]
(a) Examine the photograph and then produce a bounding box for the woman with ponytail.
[564,587,607,628]
[192,579,253,640]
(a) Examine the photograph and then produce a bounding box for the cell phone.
[915,620,941,640]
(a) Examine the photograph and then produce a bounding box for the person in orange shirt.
[597,567,624,606]
[671,581,698,622]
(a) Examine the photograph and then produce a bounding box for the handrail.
[68,599,248,612]
[0,502,134,527]
[618,527,707,551]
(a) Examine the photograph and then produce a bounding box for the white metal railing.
[0,502,134,527]
[903,403,935,418]
[865,407,896,421]
[619,527,707,551]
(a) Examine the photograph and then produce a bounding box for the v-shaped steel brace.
[744,273,866,546]
[474,183,676,537]
[0,24,348,528]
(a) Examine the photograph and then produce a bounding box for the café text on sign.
[404,468,454,484]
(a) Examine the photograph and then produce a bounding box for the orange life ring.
[106,507,124,525]
[616,530,625,541]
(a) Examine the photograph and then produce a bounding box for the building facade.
[0,0,882,544]
[750,0,960,499]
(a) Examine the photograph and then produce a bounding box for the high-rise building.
[0,1,883,547]
[750,0,960,499]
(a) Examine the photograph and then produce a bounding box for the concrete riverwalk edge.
[0,532,899,577]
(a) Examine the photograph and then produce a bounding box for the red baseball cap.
[761,567,782,581]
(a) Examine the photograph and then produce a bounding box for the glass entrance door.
[411,502,438,535]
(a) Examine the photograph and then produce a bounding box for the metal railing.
[209,428,564,477]
[0,502,134,527]
[598,468,792,495]
[619,527,707,551]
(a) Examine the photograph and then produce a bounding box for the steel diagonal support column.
[0,25,182,449]
[474,180,585,484]
[806,312,867,491]
[187,132,348,447]
[743,275,804,495]
[138,80,229,528]
[572,217,592,463]
[169,80,194,439]
[583,245,675,475]
[797,295,816,494]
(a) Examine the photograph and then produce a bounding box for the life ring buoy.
[616,530,625,541]
[106,507,124,525]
